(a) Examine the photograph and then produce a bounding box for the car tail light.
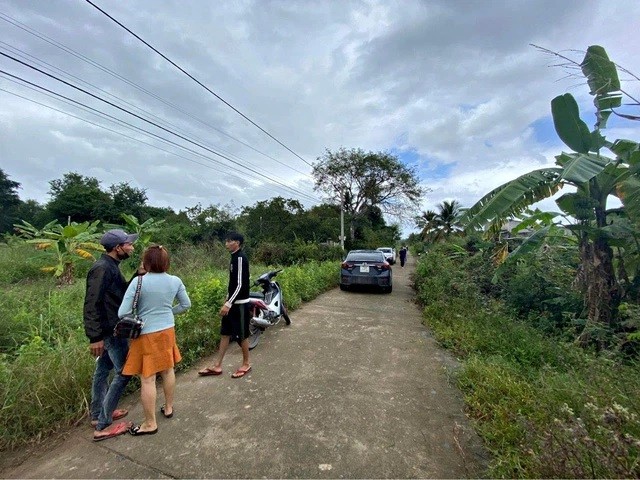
[380,262,390,270]
[341,262,354,269]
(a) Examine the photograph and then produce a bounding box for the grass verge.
[414,249,640,478]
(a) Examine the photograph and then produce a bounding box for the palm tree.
[416,209,439,241]
[435,200,462,237]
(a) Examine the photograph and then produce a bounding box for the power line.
[0,73,320,203]
[84,0,314,167]
[0,50,319,202]
[0,41,310,178]
[0,85,257,189]
[0,13,311,176]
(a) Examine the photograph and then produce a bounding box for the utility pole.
[340,188,345,250]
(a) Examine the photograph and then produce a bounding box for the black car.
[340,249,392,293]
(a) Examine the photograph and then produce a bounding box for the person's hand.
[90,340,104,357]
[219,304,230,317]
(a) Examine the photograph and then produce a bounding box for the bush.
[414,247,640,478]
[0,247,340,451]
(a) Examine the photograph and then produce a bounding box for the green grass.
[414,248,640,478]
[0,242,339,451]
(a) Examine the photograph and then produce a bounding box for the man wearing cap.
[84,229,138,441]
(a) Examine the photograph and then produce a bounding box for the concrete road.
[1,258,487,478]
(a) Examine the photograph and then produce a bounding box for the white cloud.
[1,0,639,237]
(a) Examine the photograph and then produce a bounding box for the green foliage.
[13,220,103,284]
[46,172,112,223]
[0,242,48,284]
[175,274,227,367]
[0,242,340,450]
[0,169,21,234]
[551,93,592,153]
[313,147,426,239]
[253,241,344,266]
[461,45,640,343]
[498,247,583,336]
[276,261,339,309]
[414,247,640,478]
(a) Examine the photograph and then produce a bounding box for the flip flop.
[93,421,133,442]
[129,424,158,436]
[198,367,223,376]
[90,408,128,427]
[231,366,252,378]
[160,404,173,419]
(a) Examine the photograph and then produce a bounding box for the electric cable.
[0,41,310,177]
[0,75,319,203]
[0,51,319,201]
[84,0,314,167]
[0,85,259,189]
[0,12,311,176]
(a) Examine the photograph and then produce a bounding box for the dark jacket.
[83,254,127,343]
[225,249,250,307]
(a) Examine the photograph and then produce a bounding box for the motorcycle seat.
[249,291,264,299]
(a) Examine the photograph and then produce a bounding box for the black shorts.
[220,303,250,344]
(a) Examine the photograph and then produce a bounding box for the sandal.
[90,408,128,427]
[160,404,173,418]
[231,366,252,378]
[93,421,133,442]
[129,424,158,436]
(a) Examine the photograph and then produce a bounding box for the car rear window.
[377,248,392,253]
[346,252,386,262]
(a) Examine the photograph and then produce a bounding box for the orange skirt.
[123,327,182,378]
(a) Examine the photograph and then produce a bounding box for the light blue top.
[118,272,191,335]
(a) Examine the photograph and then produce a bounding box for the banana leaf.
[460,168,562,231]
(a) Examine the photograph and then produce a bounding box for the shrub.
[0,249,340,450]
[414,246,640,478]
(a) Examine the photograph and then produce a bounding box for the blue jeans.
[90,336,131,431]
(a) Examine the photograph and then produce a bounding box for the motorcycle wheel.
[248,323,262,350]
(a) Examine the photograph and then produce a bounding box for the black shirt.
[83,254,127,343]
[226,249,250,306]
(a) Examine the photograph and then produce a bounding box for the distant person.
[84,229,138,441]
[118,245,191,436]
[199,232,252,379]
[399,245,408,268]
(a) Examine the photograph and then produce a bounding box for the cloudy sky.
[1,0,639,235]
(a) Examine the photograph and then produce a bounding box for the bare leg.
[240,338,250,369]
[215,335,231,369]
[159,368,175,416]
[198,336,230,374]
[139,373,157,431]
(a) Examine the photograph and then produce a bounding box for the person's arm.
[224,255,244,308]
[84,266,106,341]
[172,280,191,315]
[118,276,139,318]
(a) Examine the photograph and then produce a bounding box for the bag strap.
[132,274,143,315]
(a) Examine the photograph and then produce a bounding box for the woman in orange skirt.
[118,246,191,436]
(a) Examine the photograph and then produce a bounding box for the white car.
[376,247,396,265]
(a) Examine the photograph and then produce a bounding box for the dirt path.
[1,257,487,478]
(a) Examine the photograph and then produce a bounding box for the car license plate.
[360,264,369,273]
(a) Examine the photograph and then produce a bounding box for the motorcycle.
[248,269,291,349]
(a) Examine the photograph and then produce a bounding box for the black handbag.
[114,275,145,339]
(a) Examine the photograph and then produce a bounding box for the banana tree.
[14,219,103,284]
[460,45,640,345]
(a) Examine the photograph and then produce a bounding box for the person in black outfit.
[85,229,138,441]
[199,232,252,378]
[399,245,408,268]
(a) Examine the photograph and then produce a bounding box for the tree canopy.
[312,147,426,239]
[0,168,21,233]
